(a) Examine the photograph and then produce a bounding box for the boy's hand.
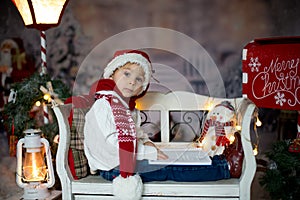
[157,149,168,160]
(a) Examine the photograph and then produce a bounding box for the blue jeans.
[100,155,230,182]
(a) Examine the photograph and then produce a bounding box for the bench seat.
[54,91,257,200]
[72,175,240,199]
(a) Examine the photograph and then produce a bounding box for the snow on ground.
[0,132,22,199]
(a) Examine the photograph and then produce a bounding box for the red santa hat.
[103,49,152,92]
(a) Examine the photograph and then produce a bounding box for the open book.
[149,148,212,165]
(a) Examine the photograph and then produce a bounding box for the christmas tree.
[259,140,300,200]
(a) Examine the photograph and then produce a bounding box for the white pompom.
[112,174,143,200]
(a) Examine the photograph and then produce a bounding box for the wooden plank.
[72,176,239,197]
[75,195,238,200]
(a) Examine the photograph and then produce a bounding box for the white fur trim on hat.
[103,53,152,91]
[112,174,143,200]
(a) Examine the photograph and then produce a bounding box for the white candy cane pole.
[40,30,47,75]
[43,102,49,124]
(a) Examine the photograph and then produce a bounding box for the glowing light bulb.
[229,135,235,144]
[205,102,214,111]
[235,125,242,131]
[35,101,41,107]
[256,117,262,127]
[43,93,51,101]
[53,135,59,144]
[253,146,258,156]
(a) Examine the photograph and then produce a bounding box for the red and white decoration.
[40,31,47,75]
[242,37,300,111]
[199,101,236,157]
[243,37,300,149]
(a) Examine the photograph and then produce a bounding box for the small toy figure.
[199,101,236,156]
[0,38,35,110]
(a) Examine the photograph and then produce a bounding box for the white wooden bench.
[54,91,257,200]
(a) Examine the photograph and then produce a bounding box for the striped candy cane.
[43,102,49,124]
[40,30,47,75]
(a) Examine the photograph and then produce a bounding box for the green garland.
[3,73,71,141]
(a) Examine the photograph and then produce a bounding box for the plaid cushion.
[70,108,90,150]
[69,107,90,179]
[71,148,89,179]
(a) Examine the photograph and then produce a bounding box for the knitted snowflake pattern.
[96,93,136,142]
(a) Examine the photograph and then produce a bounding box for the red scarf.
[200,119,233,146]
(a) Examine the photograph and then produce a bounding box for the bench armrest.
[239,103,257,200]
[53,105,74,199]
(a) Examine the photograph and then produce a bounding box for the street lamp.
[11,0,69,74]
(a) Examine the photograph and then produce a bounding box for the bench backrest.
[136,91,251,143]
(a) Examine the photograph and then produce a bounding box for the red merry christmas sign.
[242,37,300,110]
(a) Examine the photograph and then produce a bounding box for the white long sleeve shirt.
[84,91,157,172]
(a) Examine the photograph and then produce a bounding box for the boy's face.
[111,63,145,97]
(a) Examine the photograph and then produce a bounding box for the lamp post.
[11,0,69,75]
[16,129,55,200]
